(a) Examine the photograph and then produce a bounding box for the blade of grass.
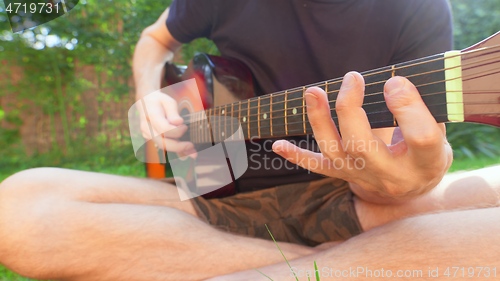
[314,261,320,281]
[265,224,300,281]
[253,268,274,281]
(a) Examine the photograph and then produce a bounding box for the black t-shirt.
[166,0,453,192]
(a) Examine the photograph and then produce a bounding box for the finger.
[335,72,386,158]
[140,121,153,139]
[304,86,343,159]
[384,77,445,161]
[161,96,184,126]
[272,140,344,177]
[158,137,197,158]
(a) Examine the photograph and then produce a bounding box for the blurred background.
[0,0,500,279]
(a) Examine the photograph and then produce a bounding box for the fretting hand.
[272,71,453,203]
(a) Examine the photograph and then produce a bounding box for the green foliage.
[451,0,500,49]
[447,123,500,159]
[0,137,145,182]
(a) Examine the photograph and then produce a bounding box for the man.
[0,1,499,280]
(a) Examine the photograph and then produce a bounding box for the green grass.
[0,145,498,280]
[0,266,33,281]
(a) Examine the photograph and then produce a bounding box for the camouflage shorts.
[191,177,363,247]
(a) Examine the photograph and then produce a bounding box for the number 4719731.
[5,2,61,14]
[443,267,497,278]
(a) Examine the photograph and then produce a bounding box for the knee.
[0,168,62,278]
[1,167,64,194]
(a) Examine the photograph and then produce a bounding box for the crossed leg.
[0,165,499,281]
[0,168,315,280]
[212,165,500,280]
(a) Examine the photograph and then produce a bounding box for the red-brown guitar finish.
[147,54,255,198]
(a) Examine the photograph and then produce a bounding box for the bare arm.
[133,8,181,100]
[132,8,195,156]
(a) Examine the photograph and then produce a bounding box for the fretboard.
[186,47,500,144]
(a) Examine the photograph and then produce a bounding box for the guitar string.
[187,58,500,123]
[211,100,498,133]
[203,104,500,140]
[182,48,500,142]
[191,95,500,142]
[189,49,500,121]
[189,90,500,142]
[254,49,500,110]
[193,109,500,143]
[200,89,500,128]
[235,44,500,109]
[204,45,500,115]
[260,110,500,137]
[228,91,500,133]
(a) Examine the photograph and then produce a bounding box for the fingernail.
[341,73,356,89]
[273,141,284,152]
[305,93,318,107]
[385,77,406,96]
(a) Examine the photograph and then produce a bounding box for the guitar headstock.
[460,32,500,127]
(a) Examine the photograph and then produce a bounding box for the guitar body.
[146,54,255,199]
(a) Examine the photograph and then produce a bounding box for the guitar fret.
[257,97,261,138]
[238,101,243,139]
[206,108,212,144]
[195,112,199,144]
[204,111,209,143]
[196,111,204,143]
[302,86,306,134]
[284,90,288,135]
[231,102,234,140]
[199,112,202,143]
[216,107,220,143]
[197,112,202,143]
[223,104,227,140]
[270,94,273,137]
[213,107,218,143]
[247,100,251,139]
[197,112,201,143]
[391,65,397,127]
[190,113,194,144]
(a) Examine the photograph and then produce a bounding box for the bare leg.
[210,205,500,280]
[0,166,498,280]
[209,165,500,280]
[356,165,500,231]
[0,168,315,281]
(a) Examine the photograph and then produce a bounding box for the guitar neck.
[186,47,500,144]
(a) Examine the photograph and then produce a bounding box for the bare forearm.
[132,7,180,100]
[132,34,175,100]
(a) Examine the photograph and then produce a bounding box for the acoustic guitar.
[141,32,500,199]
